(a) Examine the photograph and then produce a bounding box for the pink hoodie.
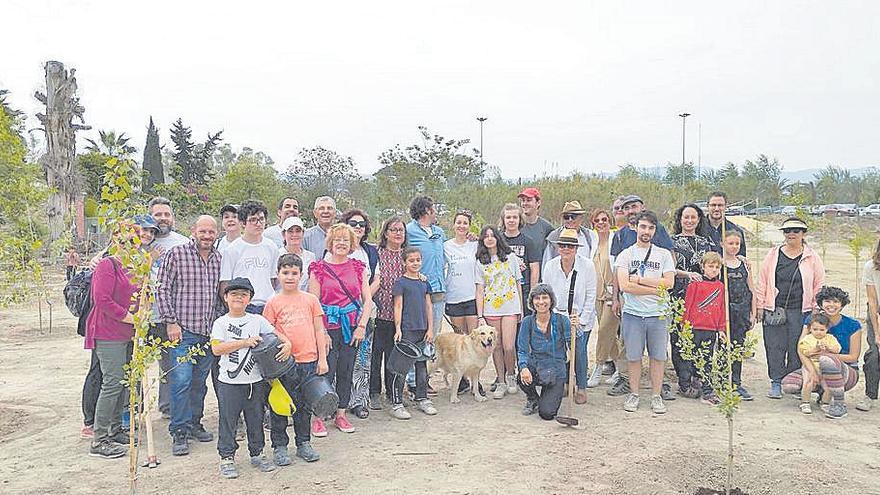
[755,245,825,313]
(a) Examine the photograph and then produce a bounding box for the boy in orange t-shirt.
[263,253,328,465]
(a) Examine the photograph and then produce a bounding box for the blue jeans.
[573,329,590,389]
[168,330,213,434]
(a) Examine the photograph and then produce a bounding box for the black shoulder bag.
[763,248,801,326]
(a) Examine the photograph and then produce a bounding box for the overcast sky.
[4,1,878,177]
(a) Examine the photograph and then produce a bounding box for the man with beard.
[157,216,222,455]
[148,196,192,418]
[264,197,300,248]
[302,196,337,255]
[703,191,745,256]
[615,211,675,414]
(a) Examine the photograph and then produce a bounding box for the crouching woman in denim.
[516,284,572,420]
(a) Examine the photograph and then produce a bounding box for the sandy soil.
[2,240,880,495]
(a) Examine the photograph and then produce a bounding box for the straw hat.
[779,218,808,231]
[553,228,583,247]
[561,201,587,215]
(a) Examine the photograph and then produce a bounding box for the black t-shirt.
[775,250,804,309]
[504,232,540,287]
[521,217,554,255]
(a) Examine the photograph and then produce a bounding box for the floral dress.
[476,253,523,316]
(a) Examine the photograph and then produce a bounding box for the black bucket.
[387,339,422,376]
[301,375,339,418]
[251,334,294,379]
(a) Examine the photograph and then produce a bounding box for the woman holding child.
[309,223,374,435]
[781,287,861,419]
[756,217,826,399]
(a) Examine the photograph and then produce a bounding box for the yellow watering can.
[268,379,296,416]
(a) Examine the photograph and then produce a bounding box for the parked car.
[860,204,880,216]
[819,204,857,217]
[745,207,773,216]
[726,205,744,216]
[779,206,798,216]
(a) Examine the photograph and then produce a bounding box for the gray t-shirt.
[521,217,554,255]
[392,276,430,331]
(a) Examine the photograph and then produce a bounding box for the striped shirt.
[157,239,222,335]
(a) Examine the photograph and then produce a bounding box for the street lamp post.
[679,112,691,187]
[477,116,488,167]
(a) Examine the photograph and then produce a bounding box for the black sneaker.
[89,439,127,459]
[521,399,538,416]
[601,361,616,376]
[109,430,137,446]
[457,378,470,395]
[189,424,214,443]
[607,376,631,396]
[171,430,189,456]
[660,383,676,401]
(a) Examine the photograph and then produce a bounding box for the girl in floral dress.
[475,226,523,399]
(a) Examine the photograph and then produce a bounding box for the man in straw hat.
[543,201,599,266]
[541,228,597,404]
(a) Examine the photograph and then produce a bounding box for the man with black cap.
[543,201,599,266]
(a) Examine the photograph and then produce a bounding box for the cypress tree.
[143,117,163,192]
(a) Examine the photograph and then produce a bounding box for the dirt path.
[2,255,880,495]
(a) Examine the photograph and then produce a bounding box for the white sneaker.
[492,382,506,400]
[587,366,602,388]
[389,404,411,420]
[604,370,620,385]
[416,399,438,416]
[651,395,667,415]
[856,397,874,412]
[505,375,518,395]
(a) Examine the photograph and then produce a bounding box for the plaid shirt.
[157,239,222,335]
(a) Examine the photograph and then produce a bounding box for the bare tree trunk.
[35,61,90,242]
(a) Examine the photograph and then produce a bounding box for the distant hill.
[608,165,878,183]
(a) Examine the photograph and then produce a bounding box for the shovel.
[556,323,579,427]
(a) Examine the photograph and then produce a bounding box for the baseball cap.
[281,216,305,231]
[517,187,541,199]
[133,214,159,231]
[224,277,255,296]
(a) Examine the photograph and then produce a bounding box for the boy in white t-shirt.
[211,277,285,479]
[219,200,280,315]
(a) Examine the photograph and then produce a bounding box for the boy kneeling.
[263,254,329,465]
[212,277,279,478]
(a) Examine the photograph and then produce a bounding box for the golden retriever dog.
[431,325,496,403]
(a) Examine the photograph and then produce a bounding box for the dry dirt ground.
[2,238,880,495]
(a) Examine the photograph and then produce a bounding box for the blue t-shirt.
[392,276,430,331]
[405,220,447,293]
[610,224,674,257]
[803,314,861,356]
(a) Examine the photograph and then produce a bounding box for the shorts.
[445,299,477,317]
[621,313,668,361]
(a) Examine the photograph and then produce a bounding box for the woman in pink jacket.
[755,217,825,399]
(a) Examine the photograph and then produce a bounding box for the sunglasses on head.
[782,228,805,234]
[347,220,367,228]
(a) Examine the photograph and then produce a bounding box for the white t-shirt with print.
[211,313,276,384]
[278,247,316,291]
[476,253,523,316]
[444,239,478,304]
[614,244,675,317]
[220,236,280,306]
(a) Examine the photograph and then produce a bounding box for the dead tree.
[35,61,91,241]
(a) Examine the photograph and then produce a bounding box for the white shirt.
[220,236,279,306]
[541,254,597,332]
[264,224,285,248]
[278,246,316,291]
[476,253,523,316]
[444,239,478,304]
[542,228,599,267]
[211,313,276,384]
[614,243,676,317]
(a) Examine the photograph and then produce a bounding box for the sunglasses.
[347,220,367,228]
[557,244,577,250]
[782,228,805,234]
[562,213,582,221]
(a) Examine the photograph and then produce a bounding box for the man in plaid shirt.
[157,215,222,456]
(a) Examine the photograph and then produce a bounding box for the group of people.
[78,187,880,478]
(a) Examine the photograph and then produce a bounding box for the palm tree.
[86,130,137,158]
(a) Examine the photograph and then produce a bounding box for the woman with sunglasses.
[756,217,826,399]
[336,209,379,420]
[370,216,407,410]
[587,208,622,387]
[475,225,523,399]
[669,203,716,398]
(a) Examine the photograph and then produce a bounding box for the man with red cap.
[518,187,555,270]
